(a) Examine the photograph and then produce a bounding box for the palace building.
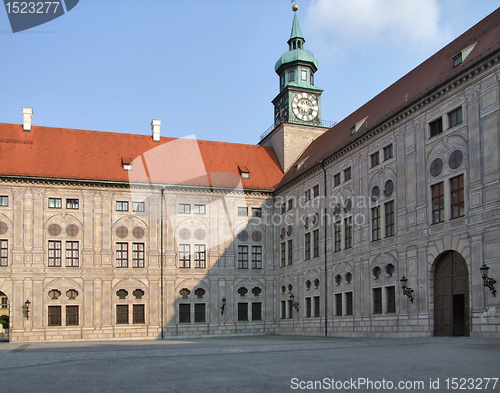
[0,7,499,342]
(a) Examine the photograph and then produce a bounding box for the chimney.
[22,107,33,132]
[151,119,161,142]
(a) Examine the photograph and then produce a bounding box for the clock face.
[292,93,318,121]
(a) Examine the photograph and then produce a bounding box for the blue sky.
[1,0,498,145]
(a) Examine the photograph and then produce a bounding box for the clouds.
[304,0,452,56]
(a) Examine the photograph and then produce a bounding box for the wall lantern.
[289,292,299,312]
[23,299,31,320]
[480,263,497,297]
[400,276,414,303]
[221,297,227,315]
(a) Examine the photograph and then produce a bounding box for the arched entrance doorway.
[0,291,9,341]
[434,251,470,336]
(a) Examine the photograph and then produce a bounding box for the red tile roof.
[279,7,500,188]
[0,123,283,191]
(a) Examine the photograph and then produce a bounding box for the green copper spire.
[289,12,304,43]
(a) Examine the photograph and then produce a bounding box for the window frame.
[304,232,311,260]
[194,244,206,268]
[179,244,191,268]
[48,240,62,267]
[194,303,206,322]
[429,117,443,138]
[178,304,191,323]
[48,197,61,209]
[66,305,79,326]
[313,229,320,258]
[238,206,248,216]
[65,241,79,267]
[251,245,262,269]
[116,201,129,211]
[280,242,286,267]
[179,204,191,214]
[333,173,341,187]
[1,239,8,267]
[116,242,129,268]
[373,288,382,314]
[386,286,396,313]
[194,204,206,214]
[448,107,463,128]
[431,182,445,224]
[344,217,352,249]
[132,202,145,212]
[450,174,465,219]
[334,219,342,252]
[383,144,394,161]
[251,302,262,321]
[344,167,352,182]
[0,196,8,207]
[335,293,343,317]
[48,305,62,326]
[132,242,145,268]
[66,199,79,209]
[384,201,395,238]
[372,206,380,241]
[237,245,248,269]
[370,152,380,168]
[287,239,293,266]
[133,304,145,324]
[237,302,249,321]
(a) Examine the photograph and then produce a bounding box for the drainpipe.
[320,160,328,337]
[160,187,165,339]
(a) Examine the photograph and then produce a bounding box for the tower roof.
[288,12,304,43]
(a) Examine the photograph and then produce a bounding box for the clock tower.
[260,5,329,173]
[273,5,323,126]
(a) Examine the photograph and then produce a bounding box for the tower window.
[289,71,294,82]
[280,75,285,86]
[301,70,307,81]
[310,73,314,85]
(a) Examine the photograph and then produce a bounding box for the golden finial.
[292,4,299,12]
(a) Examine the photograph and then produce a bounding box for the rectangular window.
[65,241,79,267]
[66,199,79,209]
[288,298,293,318]
[179,204,190,213]
[116,201,129,211]
[281,300,286,319]
[194,244,206,268]
[333,173,341,187]
[179,244,191,268]
[372,206,380,241]
[280,203,286,214]
[429,117,443,138]
[448,107,463,128]
[384,144,394,161]
[0,196,8,207]
[345,292,353,316]
[313,184,320,197]
[370,152,379,168]
[304,189,311,202]
[280,75,285,86]
[252,302,262,321]
[313,296,320,318]
[132,202,145,212]
[116,242,129,268]
[301,69,307,81]
[385,201,395,238]
[132,243,145,268]
[251,246,262,269]
[344,167,352,181]
[453,53,462,67]
[287,239,293,266]
[194,204,206,214]
[133,304,145,324]
[48,305,62,326]
[238,245,248,269]
[280,242,286,267]
[289,70,294,82]
[304,232,311,260]
[334,219,342,252]
[1,297,8,308]
[450,174,465,219]
[179,304,190,323]
[335,293,343,316]
[373,288,382,314]
[313,229,320,258]
[1,240,7,267]
[48,198,61,209]
[344,217,352,249]
[310,73,314,85]
[305,297,312,318]
[238,207,248,216]
[252,207,262,217]
[350,125,356,135]
[287,199,294,210]
[66,305,79,326]
[386,286,396,313]
[237,303,248,321]
[431,182,445,224]
[194,303,206,322]
[48,240,62,267]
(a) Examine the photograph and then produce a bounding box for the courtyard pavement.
[0,335,499,392]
